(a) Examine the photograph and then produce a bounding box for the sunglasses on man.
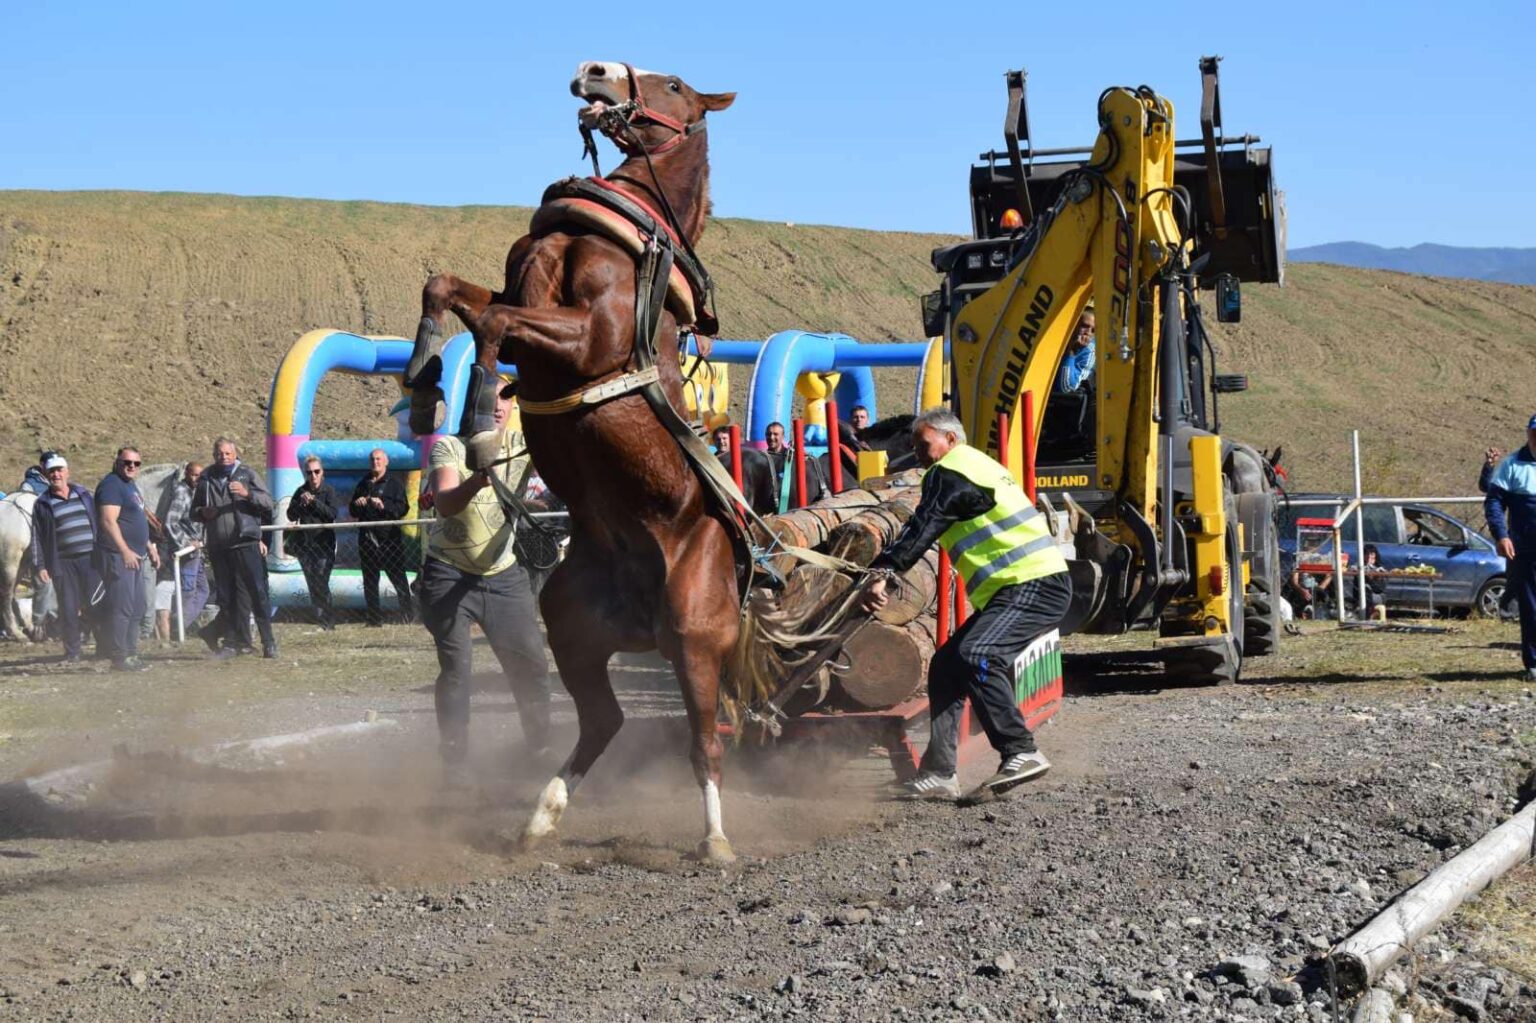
[120,459,142,468]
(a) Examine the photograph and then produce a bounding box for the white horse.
[0,464,185,642]
[0,492,39,640]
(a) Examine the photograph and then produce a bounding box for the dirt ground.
[0,617,1532,1021]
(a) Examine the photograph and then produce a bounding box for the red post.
[728,424,743,490]
[955,573,969,628]
[936,548,952,643]
[1022,389,1037,503]
[998,411,1011,470]
[826,400,843,495]
[792,417,808,508]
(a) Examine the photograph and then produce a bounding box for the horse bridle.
[577,64,717,339]
[582,63,707,165]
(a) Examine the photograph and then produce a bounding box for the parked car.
[1277,493,1508,617]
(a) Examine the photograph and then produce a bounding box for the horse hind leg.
[405,273,495,434]
[662,539,741,864]
[0,557,26,644]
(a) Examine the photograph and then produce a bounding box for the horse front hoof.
[519,826,558,852]
[408,388,443,435]
[464,431,502,472]
[696,836,736,865]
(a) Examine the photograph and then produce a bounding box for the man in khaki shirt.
[422,376,551,773]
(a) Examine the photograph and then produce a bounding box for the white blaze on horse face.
[571,61,630,104]
[524,775,569,842]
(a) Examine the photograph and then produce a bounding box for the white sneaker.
[900,771,961,800]
[984,750,1051,791]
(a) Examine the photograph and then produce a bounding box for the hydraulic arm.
[936,63,1284,683]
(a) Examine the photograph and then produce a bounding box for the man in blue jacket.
[1484,414,1536,681]
[31,454,99,662]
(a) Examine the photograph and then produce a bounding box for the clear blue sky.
[6,1,1532,248]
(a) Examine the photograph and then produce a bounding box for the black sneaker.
[262,645,279,659]
[983,751,1051,792]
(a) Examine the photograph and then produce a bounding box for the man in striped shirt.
[30,454,100,662]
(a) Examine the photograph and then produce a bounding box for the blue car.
[1278,494,1509,617]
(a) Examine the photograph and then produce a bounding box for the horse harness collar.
[515,175,862,601]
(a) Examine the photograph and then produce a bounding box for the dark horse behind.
[404,62,741,861]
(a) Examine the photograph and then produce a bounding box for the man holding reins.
[863,407,1072,800]
[421,374,551,780]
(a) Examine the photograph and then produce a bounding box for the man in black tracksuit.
[286,455,339,629]
[193,437,277,658]
[350,448,415,626]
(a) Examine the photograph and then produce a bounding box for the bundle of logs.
[732,470,945,718]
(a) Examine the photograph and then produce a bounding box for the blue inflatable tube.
[743,331,884,447]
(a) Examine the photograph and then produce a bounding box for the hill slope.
[1290,241,1536,286]
[2,191,1534,499]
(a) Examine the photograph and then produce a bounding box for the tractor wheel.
[1244,512,1282,657]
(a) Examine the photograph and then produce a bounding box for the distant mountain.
[1288,242,1536,285]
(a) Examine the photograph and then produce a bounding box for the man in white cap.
[30,454,100,661]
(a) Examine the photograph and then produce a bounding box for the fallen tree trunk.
[1328,800,1536,995]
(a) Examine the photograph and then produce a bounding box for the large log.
[839,619,934,709]
[1329,800,1536,995]
[754,487,881,552]
[875,549,939,626]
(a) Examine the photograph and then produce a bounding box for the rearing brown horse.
[404,62,741,862]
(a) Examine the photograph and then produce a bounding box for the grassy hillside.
[2,190,1533,499]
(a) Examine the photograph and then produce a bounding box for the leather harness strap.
[534,176,716,335]
[517,366,661,416]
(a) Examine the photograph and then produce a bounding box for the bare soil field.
[4,191,1536,496]
[1,619,1532,1021]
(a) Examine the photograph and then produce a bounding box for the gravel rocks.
[1,628,1532,1021]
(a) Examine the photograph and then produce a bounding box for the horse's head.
[572,61,734,157]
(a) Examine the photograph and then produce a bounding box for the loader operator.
[862,407,1072,800]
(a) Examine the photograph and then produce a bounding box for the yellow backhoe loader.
[922,57,1285,683]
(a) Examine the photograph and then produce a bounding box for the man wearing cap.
[351,448,415,626]
[421,374,551,778]
[863,407,1072,800]
[30,454,100,662]
[1484,414,1536,681]
[96,446,158,671]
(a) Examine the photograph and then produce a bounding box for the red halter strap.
[621,63,705,156]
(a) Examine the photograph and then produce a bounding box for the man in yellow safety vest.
[863,407,1073,800]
